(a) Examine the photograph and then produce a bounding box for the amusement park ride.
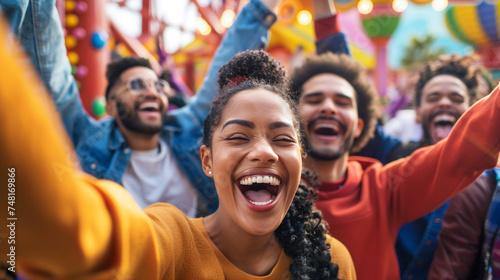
[57,0,500,118]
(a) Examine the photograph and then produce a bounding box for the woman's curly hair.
[275,183,339,279]
[217,49,288,94]
[203,50,301,148]
[203,50,339,279]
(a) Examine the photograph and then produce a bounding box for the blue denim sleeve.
[1,0,94,144]
[183,0,277,124]
[316,32,351,56]
[0,0,29,35]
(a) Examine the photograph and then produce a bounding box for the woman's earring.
[208,171,212,175]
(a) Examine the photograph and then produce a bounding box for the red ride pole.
[63,0,109,118]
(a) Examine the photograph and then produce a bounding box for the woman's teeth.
[249,199,274,206]
[239,175,280,186]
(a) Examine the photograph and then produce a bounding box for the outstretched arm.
[0,18,160,278]
[386,88,500,225]
[0,1,286,278]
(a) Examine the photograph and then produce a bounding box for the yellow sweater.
[146,204,356,279]
[0,19,356,280]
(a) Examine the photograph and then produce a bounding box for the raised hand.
[312,0,337,19]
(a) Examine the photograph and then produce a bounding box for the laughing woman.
[0,19,356,279]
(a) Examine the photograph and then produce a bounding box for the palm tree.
[401,34,445,71]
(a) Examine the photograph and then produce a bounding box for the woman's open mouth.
[238,175,281,208]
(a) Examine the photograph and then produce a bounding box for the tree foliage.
[401,34,446,71]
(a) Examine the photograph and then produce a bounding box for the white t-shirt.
[122,139,198,218]
[384,109,423,142]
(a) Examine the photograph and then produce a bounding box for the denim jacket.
[396,201,450,280]
[389,141,448,280]
[2,0,276,216]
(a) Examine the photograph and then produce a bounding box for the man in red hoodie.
[289,1,499,279]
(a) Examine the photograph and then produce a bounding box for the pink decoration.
[75,1,88,13]
[76,65,88,77]
[338,9,374,54]
[72,27,86,39]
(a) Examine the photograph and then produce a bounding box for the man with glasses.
[1,0,281,217]
[102,57,199,215]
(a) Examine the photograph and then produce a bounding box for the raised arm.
[0,0,94,144]
[385,88,500,225]
[177,0,279,123]
[313,0,350,55]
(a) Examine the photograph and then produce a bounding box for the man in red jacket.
[290,1,499,279]
[291,49,498,280]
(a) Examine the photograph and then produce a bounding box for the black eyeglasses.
[118,77,170,96]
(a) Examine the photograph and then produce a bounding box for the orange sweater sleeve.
[0,19,356,280]
[0,19,162,279]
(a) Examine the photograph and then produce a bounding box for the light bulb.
[358,0,373,15]
[432,0,448,11]
[392,0,407,12]
[297,10,312,25]
[196,17,211,36]
[220,9,235,28]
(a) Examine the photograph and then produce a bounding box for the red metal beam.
[141,0,153,40]
[190,0,224,37]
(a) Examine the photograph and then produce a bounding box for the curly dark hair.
[290,52,380,153]
[105,56,153,100]
[415,54,480,107]
[203,50,339,279]
[203,50,301,148]
[217,50,288,92]
[275,184,338,280]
